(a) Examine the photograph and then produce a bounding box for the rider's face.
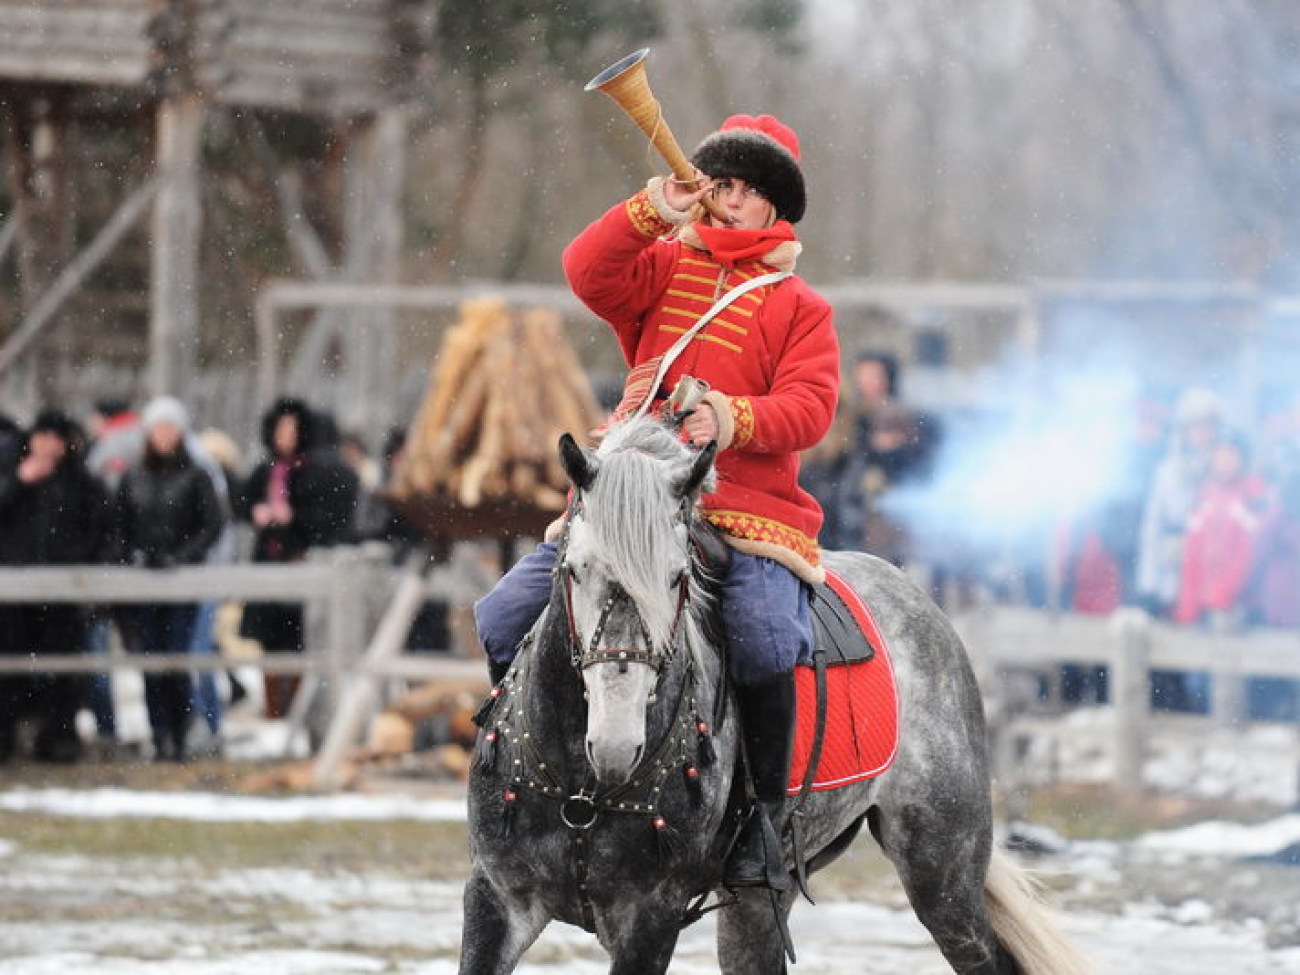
[707,177,775,231]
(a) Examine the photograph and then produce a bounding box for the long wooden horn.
[585,49,729,223]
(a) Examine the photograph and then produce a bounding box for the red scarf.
[691,219,798,267]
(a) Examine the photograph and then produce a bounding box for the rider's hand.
[662,169,711,213]
[682,403,720,448]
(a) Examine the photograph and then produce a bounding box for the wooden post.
[148,93,204,397]
[322,547,370,738]
[340,108,405,434]
[1,91,74,405]
[312,547,434,790]
[1211,619,1246,729]
[253,286,279,412]
[1111,607,1151,792]
[0,178,160,377]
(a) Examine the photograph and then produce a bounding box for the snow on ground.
[3,784,1300,972]
[1135,813,1300,858]
[0,788,466,823]
[3,683,1299,971]
[2,835,1299,974]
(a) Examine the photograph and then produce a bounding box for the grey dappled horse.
[460,417,1090,975]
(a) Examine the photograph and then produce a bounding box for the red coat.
[563,189,839,579]
[1174,476,1266,623]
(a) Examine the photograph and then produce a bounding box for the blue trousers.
[188,601,223,736]
[474,542,812,686]
[134,604,197,755]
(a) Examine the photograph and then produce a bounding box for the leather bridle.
[558,492,694,677]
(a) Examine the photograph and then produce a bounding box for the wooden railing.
[952,605,1300,800]
[0,543,496,780]
[6,557,1299,795]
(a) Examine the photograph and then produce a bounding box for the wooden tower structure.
[0,0,426,431]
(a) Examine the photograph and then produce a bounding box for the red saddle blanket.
[786,569,899,795]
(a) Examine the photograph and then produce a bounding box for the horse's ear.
[674,441,717,500]
[558,433,597,491]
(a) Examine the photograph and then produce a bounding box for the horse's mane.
[582,418,716,653]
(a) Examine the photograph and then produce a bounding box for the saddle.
[789,570,899,796]
[686,524,898,794]
[808,573,878,666]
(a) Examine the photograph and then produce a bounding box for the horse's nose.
[585,738,644,784]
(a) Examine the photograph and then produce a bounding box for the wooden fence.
[4,556,1300,796]
[952,605,1300,802]
[0,543,495,781]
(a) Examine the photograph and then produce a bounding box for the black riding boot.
[487,657,511,686]
[724,671,796,889]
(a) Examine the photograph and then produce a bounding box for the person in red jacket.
[475,113,838,888]
[1174,432,1267,627]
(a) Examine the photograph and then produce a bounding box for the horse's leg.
[716,887,796,975]
[868,803,1016,974]
[602,906,684,975]
[458,867,548,975]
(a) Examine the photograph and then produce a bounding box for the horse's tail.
[984,850,1096,975]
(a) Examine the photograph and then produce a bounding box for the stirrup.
[723,801,789,891]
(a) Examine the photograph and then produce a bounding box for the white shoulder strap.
[633,270,792,419]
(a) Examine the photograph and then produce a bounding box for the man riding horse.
[474,113,838,889]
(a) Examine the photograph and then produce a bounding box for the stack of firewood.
[391,297,603,512]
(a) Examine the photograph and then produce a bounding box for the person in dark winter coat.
[116,397,224,761]
[0,410,113,763]
[799,401,866,552]
[0,412,21,473]
[235,399,358,717]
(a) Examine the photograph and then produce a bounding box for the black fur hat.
[691,114,806,224]
[260,397,316,455]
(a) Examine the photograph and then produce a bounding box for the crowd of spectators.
[3,360,1296,762]
[798,356,1300,718]
[1054,385,1300,634]
[0,394,412,765]
[799,351,1299,641]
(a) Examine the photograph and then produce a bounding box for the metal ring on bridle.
[560,794,599,830]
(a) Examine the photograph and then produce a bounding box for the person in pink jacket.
[1174,433,1269,626]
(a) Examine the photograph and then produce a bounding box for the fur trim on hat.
[260,397,315,453]
[692,128,807,224]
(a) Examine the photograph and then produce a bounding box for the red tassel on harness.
[683,763,702,800]
[653,814,685,860]
[473,685,503,729]
[474,728,499,772]
[695,717,716,768]
[501,788,519,837]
